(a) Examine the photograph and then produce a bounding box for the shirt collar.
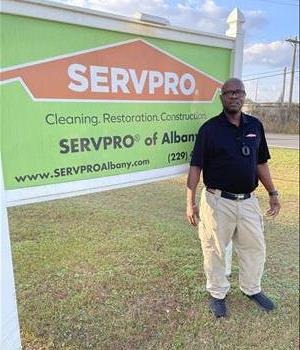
[219,111,249,126]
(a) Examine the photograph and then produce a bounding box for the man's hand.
[266,195,281,217]
[186,204,199,226]
[186,166,201,226]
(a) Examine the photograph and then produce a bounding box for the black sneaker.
[245,292,275,311]
[209,297,227,318]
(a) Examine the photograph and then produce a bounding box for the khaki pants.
[199,188,266,299]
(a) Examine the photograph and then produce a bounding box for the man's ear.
[219,93,223,105]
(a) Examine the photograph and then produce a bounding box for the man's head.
[220,78,246,114]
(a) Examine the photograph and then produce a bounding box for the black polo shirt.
[190,112,270,194]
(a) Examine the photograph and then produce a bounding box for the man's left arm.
[257,163,281,217]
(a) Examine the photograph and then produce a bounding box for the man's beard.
[224,105,242,114]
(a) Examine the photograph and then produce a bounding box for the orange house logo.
[0,39,222,102]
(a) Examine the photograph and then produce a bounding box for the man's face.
[220,80,246,114]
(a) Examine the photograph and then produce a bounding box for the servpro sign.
[1,4,242,349]
[1,39,222,102]
[0,12,231,195]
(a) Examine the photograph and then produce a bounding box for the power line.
[244,69,293,80]
[244,70,299,81]
[243,69,284,77]
[249,0,299,6]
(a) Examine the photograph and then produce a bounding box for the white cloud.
[244,10,268,33]
[56,0,269,37]
[243,41,299,102]
[199,0,224,18]
[244,41,297,67]
[60,0,169,18]
[172,0,227,33]
[56,0,230,34]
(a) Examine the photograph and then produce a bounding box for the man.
[186,78,280,318]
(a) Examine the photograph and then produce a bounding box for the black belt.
[206,188,251,201]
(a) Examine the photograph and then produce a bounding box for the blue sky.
[56,0,299,102]
[212,0,299,43]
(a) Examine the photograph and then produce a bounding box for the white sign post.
[1,157,22,349]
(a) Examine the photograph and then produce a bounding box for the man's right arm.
[186,165,202,226]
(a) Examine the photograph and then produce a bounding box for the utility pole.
[286,36,300,106]
[281,67,287,105]
[255,79,259,103]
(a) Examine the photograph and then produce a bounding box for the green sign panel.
[0,14,231,190]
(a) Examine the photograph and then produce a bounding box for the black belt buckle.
[221,191,250,201]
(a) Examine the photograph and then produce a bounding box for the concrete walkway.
[266,133,299,149]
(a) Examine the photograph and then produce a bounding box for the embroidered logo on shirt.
[245,134,257,137]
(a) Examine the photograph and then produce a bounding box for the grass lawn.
[9,148,299,350]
